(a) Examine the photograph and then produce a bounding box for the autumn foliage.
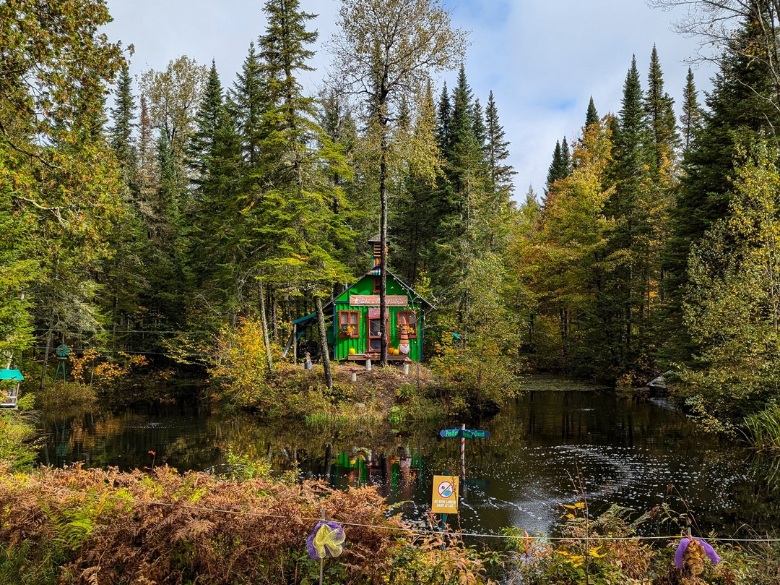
[0,465,416,585]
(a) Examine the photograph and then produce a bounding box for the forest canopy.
[2,0,780,430]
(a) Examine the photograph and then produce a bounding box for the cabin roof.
[0,369,24,381]
[292,269,434,328]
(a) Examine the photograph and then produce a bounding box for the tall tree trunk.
[314,295,333,390]
[272,292,279,343]
[258,280,274,375]
[40,309,55,389]
[379,126,389,367]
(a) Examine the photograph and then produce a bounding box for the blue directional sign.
[439,428,490,439]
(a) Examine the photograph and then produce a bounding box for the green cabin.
[289,236,433,362]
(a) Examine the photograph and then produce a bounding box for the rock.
[648,375,667,390]
[355,403,366,409]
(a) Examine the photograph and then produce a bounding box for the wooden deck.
[346,354,410,361]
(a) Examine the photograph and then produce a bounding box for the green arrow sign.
[439,429,490,439]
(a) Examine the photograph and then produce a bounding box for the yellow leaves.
[588,545,607,558]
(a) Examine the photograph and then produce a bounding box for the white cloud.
[104,0,717,197]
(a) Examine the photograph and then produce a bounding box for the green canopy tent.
[0,369,24,409]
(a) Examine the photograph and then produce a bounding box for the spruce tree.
[256,0,354,386]
[109,63,137,179]
[585,96,599,128]
[644,45,679,175]
[448,64,475,162]
[231,42,268,167]
[679,68,703,151]
[561,137,571,176]
[546,140,563,196]
[545,138,571,197]
[472,97,486,149]
[485,91,514,194]
[603,55,649,371]
[662,19,780,362]
[105,62,145,341]
[437,81,452,151]
[390,83,439,285]
[188,61,224,179]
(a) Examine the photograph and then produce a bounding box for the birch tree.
[329,0,467,365]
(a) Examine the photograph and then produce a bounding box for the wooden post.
[40,310,54,389]
[461,424,466,479]
[258,280,274,375]
[292,323,298,364]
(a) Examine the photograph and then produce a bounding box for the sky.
[103,0,718,199]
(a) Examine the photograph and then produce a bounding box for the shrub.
[744,403,780,453]
[0,464,502,585]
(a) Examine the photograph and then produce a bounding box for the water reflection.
[38,391,780,536]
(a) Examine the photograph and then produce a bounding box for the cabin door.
[367,308,389,353]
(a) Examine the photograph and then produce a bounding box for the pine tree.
[546,140,563,196]
[448,64,475,163]
[613,56,646,187]
[644,45,679,175]
[390,84,440,285]
[187,61,244,295]
[561,137,571,175]
[485,91,514,194]
[109,63,137,180]
[256,0,355,386]
[472,97,486,149]
[231,42,268,167]
[136,94,159,231]
[680,68,703,151]
[545,138,571,197]
[105,62,146,341]
[585,96,599,128]
[681,141,780,415]
[603,55,649,371]
[187,61,225,179]
[437,81,452,150]
[662,20,780,362]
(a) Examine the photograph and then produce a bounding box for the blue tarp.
[0,369,24,381]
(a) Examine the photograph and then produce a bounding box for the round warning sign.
[438,481,454,498]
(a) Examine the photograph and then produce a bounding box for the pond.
[38,388,780,538]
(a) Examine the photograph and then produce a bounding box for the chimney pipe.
[368,235,387,269]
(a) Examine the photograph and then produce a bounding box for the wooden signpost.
[439,424,490,478]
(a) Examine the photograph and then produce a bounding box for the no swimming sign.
[431,475,459,514]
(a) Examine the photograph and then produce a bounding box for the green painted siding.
[333,275,424,362]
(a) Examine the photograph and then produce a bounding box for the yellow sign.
[431,475,459,514]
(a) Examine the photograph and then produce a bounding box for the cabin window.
[339,311,360,338]
[397,311,418,339]
[373,276,381,293]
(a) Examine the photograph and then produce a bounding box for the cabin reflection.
[321,445,425,497]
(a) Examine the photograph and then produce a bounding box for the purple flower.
[674,538,722,569]
[306,521,346,560]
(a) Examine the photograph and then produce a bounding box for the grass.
[744,403,780,453]
[36,382,97,408]
[522,374,611,392]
